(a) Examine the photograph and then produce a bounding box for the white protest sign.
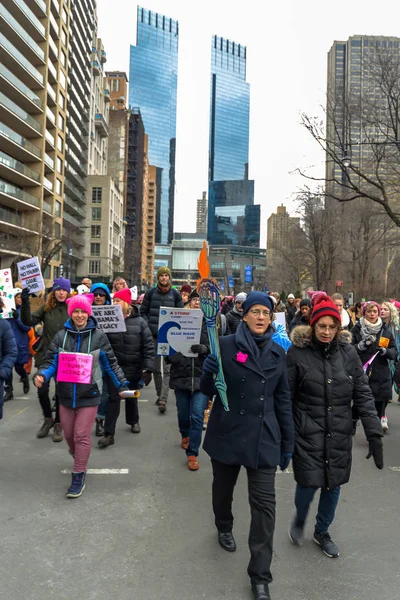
[157,307,202,357]
[130,286,138,301]
[274,312,287,329]
[92,304,126,333]
[0,268,15,319]
[17,256,45,293]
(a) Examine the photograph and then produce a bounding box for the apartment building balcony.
[47,82,56,106]
[48,34,58,61]
[0,91,42,139]
[101,50,106,63]
[49,11,59,40]
[65,163,86,191]
[63,196,86,219]
[4,0,46,41]
[44,152,54,173]
[64,210,84,229]
[0,150,41,187]
[45,129,55,150]
[0,32,44,90]
[64,176,85,203]
[43,176,53,195]
[25,0,47,18]
[94,113,108,138]
[0,178,40,211]
[104,88,110,103]
[0,122,42,162]
[92,60,101,76]
[50,0,60,17]
[47,58,57,84]
[42,199,52,215]
[0,204,40,237]
[1,4,46,66]
[0,64,43,115]
[45,105,56,127]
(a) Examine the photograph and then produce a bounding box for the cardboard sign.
[157,307,202,357]
[0,268,15,319]
[92,304,126,333]
[130,286,138,301]
[57,351,93,384]
[17,256,45,294]
[274,312,287,329]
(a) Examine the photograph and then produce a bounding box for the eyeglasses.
[316,324,338,332]
[94,292,106,297]
[249,309,271,317]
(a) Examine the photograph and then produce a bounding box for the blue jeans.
[295,483,341,535]
[175,389,208,457]
[97,377,109,420]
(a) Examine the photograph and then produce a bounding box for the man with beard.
[141,267,183,413]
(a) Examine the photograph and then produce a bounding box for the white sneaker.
[381,416,389,432]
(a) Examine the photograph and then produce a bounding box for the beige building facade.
[266,204,300,265]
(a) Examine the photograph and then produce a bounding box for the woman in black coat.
[98,288,154,448]
[287,293,383,559]
[351,301,396,431]
[167,291,210,471]
[201,292,294,600]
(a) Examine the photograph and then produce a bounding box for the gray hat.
[235,292,247,303]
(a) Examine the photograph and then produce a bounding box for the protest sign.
[92,304,126,333]
[362,352,379,374]
[130,286,138,301]
[57,352,93,384]
[157,308,202,357]
[274,312,286,329]
[17,257,45,294]
[0,268,15,319]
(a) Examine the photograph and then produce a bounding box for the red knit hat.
[310,292,341,327]
[113,288,132,305]
[180,284,192,294]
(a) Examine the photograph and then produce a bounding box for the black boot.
[251,582,271,600]
[22,376,30,395]
[218,531,236,552]
[95,418,105,437]
[3,386,13,402]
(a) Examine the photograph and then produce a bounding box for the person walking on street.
[167,291,209,471]
[0,317,17,419]
[379,301,400,430]
[20,277,71,442]
[332,293,352,331]
[225,292,247,333]
[200,292,294,600]
[112,277,128,294]
[290,299,312,332]
[287,293,383,559]
[34,293,128,498]
[98,288,154,448]
[140,266,183,413]
[286,294,297,328]
[3,289,31,401]
[351,301,396,433]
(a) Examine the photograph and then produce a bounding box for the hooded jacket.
[287,325,382,490]
[9,306,31,364]
[37,316,128,409]
[106,307,154,385]
[90,283,112,305]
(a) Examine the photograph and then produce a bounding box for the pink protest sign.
[57,352,93,384]
[362,352,379,374]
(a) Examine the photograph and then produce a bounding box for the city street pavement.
[1,380,399,600]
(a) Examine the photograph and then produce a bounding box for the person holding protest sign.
[21,277,71,442]
[34,293,128,498]
[351,301,396,434]
[98,288,154,448]
[3,289,31,402]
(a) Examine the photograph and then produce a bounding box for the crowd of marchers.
[1,269,399,600]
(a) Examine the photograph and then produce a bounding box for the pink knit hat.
[66,293,94,317]
[361,300,381,316]
[113,288,132,305]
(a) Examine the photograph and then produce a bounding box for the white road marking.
[120,398,148,403]
[61,468,129,475]
[389,467,400,472]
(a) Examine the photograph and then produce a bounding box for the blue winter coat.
[0,319,18,419]
[200,328,294,469]
[9,307,31,364]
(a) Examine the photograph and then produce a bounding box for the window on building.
[89,260,101,274]
[90,243,100,256]
[91,207,102,220]
[111,78,120,92]
[61,28,67,46]
[92,187,102,203]
[61,50,67,68]
[58,114,64,131]
[55,200,61,217]
[54,222,61,238]
[57,135,63,152]
[62,7,68,24]
[59,70,66,90]
[56,157,63,174]
[53,266,59,279]
[91,225,101,238]
[56,179,62,195]
[59,93,65,110]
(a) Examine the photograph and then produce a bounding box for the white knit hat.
[235,292,247,303]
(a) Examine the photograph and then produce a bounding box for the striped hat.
[310,292,341,327]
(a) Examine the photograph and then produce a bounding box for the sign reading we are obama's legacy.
[92,304,126,333]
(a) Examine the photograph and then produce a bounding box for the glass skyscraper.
[208,35,259,247]
[129,7,178,244]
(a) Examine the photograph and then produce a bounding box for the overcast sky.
[96,0,400,247]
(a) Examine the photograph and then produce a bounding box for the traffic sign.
[335,280,343,287]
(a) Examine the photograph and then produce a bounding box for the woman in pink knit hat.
[34,293,128,499]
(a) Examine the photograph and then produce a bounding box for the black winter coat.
[351,321,397,401]
[287,326,382,490]
[106,308,154,386]
[141,286,183,337]
[38,317,128,409]
[200,327,294,469]
[168,320,209,392]
[394,360,400,386]
[225,309,242,333]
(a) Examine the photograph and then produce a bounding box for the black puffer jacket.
[351,321,397,401]
[141,286,183,336]
[287,326,382,490]
[168,320,209,392]
[106,308,154,386]
[38,317,128,409]
[225,308,242,333]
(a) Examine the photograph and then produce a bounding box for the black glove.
[11,309,19,319]
[379,347,387,356]
[20,288,30,303]
[279,452,292,471]
[203,354,219,374]
[142,371,152,386]
[365,336,375,346]
[366,437,383,470]
[190,344,208,355]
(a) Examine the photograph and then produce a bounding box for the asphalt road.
[1,381,399,600]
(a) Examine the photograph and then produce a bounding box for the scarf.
[235,321,272,360]
[359,316,383,341]
[157,282,171,295]
[232,304,243,316]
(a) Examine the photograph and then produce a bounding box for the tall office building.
[266,205,300,265]
[207,35,258,247]
[129,6,179,245]
[196,191,208,235]
[0,0,72,279]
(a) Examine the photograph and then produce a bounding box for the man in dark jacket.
[286,294,297,327]
[201,292,294,600]
[225,292,247,333]
[290,298,311,332]
[0,317,17,419]
[141,267,183,413]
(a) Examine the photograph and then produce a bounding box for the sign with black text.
[17,257,45,294]
[92,304,126,333]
